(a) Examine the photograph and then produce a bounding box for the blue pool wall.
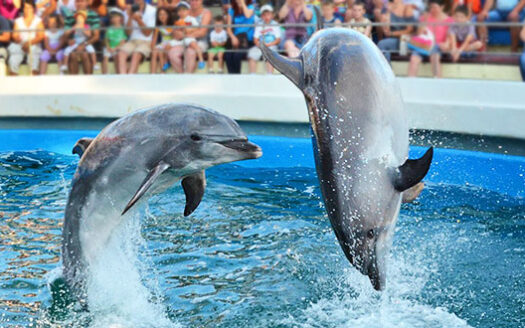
[1,130,524,198]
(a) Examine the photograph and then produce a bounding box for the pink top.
[420,15,454,44]
[0,0,20,20]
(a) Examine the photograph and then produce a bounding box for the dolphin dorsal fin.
[181,171,206,216]
[72,138,94,157]
[393,147,433,192]
[122,162,171,215]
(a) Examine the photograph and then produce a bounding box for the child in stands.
[448,5,483,62]
[39,14,65,74]
[207,15,227,73]
[173,1,205,69]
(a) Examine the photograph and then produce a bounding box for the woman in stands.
[377,0,415,63]
[278,0,313,58]
[224,0,255,74]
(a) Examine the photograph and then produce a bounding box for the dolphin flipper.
[72,138,94,157]
[393,147,433,192]
[181,171,206,216]
[402,182,425,203]
[122,162,171,215]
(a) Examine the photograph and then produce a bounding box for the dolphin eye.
[367,229,375,239]
[190,134,202,141]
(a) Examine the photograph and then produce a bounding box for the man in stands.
[116,0,156,74]
[62,0,100,74]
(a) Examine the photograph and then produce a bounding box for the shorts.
[208,46,225,54]
[64,43,95,56]
[103,47,120,58]
[247,45,277,61]
[410,44,440,58]
[155,40,172,50]
[486,8,525,22]
[0,47,7,59]
[7,43,42,73]
[40,42,64,62]
[120,39,151,57]
[171,37,197,47]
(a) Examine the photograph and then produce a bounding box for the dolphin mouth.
[367,261,385,291]
[218,139,262,158]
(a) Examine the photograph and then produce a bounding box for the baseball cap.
[177,1,190,9]
[260,4,273,13]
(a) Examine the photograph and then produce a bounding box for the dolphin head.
[173,106,263,170]
[261,29,433,291]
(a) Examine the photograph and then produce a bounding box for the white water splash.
[285,253,471,328]
[86,212,179,328]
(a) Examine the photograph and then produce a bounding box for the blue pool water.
[0,130,524,327]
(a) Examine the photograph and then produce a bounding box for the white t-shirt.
[210,30,227,44]
[254,20,281,45]
[46,29,64,44]
[126,4,157,41]
[14,16,42,42]
[181,15,198,27]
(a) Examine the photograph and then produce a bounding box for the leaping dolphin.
[261,29,433,290]
[62,103,262,298]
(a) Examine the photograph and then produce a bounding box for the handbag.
[407,27,435,56]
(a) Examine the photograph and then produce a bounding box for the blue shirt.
[228,4,255,41]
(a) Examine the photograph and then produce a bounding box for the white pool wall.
[0,75,524,139]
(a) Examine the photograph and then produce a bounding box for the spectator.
[248,4,280,74]
[0,14,9,66]
[116,0,156,74]
[520,21,525,82]
[408,0,453,77]
[173,1,205,69]
[61,0,100,74]
[207,14,227,73]
[56,0,76,17]
[448,5,483,62]
[278,0,313,58]
[8,1,44,75]
[377,0,414,62]
[349,1,372,37]
[224,0,255,74]
[476,0,525,53]
[167,0,212,73]
[63,11,96,73]
[40,13,65,74]
[0,0,21,20]
[150,7,172,73]
[321,0,342,26]
[103,8,127,73]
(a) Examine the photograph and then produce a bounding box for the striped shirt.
[62,8,100,29]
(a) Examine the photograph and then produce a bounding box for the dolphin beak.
[367,246,387,291]
[218,139,262,159]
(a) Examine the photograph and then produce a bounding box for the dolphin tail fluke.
[72,138,94,157]
[393,147,433,192]
[181,171,206,216]
[122,162,171,215]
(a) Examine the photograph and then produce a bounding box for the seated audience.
[103,8,127,73]
[278,0,313,58]
[167,0,211,73]
[321,0,342,26]
[408,0,453,77]
[173,1,205,69]
[349,1,372,37]
[116,0,156,74]
[448,5,483,62]
[8,1,44,75]
[40,13,65,74]
[150,7,172,73]
[0,15,10,64]
[225,0,255,74]
[0,0,21,20]
[248,4,280,74]
[207,14,227,73]
[377,0,414,62]
[61,0,100,74]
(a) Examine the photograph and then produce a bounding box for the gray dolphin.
[261,29,433,290]
[62,103,262,297]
